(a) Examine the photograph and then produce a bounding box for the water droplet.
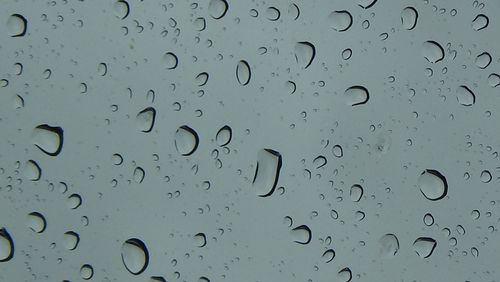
[0,228,14,262]
[208,0,228,19]
[328,11,353,32]
[136,107,156,133]
[63,231,80,250]
[350,184,364,202]
[265,7,280,21]
[7,14,27,37]
[24,160,41,181]
[417,169,448,201]
[475,52,492,69]
[480,170,492,183]
[290,225,312,244]
[422,41,444,63]
[413,237,437,258]
[357,0,377,9]
[313,156,327,169]
[252,149,282,197]
[288,3,300,20]
[471,210,480,220]
[199,277,210,282]
[337,267,352,282]
[236,60,251,85]
[133,167,145,183]
[471,247,479,257]
[80,264,94,280]
[194,233,207,247]
[174,126,200,156]
[32,124,64,156]
[215,125,232,146]
[195,72,209,86]
[150,277,166,282]
[114,0,130,20]
[332,145,343,157]
[26,212,46,233]
[67,194,82,209]
[163,52,178,69]
[472,14,489,31]
[294,41,316,69]
[112,154,123,165]
[345,86,369,106]
[488,73,500,87]
[401,7,418,30]
[378,234,399,258]
[121,238,149,275]
[322,249,335,263]
[456,85,476,106]
[423,213,434,226]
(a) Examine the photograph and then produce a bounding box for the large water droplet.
[163,52,178,69]
[332,145,343,157]
[294,42,316,69]
[401,7,418,30]
[26,212,46,233]
[252,149,282,197]
[472,14,489,31]
[0,228,14,262]
[345,86,369,106]
[265,7,280,21]
[24,160,41,181]
[480,170,492,183]
[417,169,448,201]
[216,125,232,146]
[67,194,82,209]
[133,167,145,183]
[288,3,300,20]
[63,231,80,250]
[114,0,130,20]
[121,238,149,275]
[136,107,156,133]
[337,267,352,282]
[236,60,251,85]
[174,126,199,156]
[290,225,312,244]
[378,234,399,258]
[322,249,335,263]
[488,73,500,87]
[422,41,444,63]
[456,85,476,106]
[194,233,207,247]
[195,72,209,86]
[80,264,94,280]
[328,11,352,32]
[475,52,492,69]
[32,124,64,156]
[413,237,437,258]
[7,14,27,37]
[350,184,364,202]
[208,0,228,19]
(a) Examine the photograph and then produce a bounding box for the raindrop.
[7,14,27,37]
[236,60,251,85]
[475,52,492,69]
[344,86,369,106]
[133,167,145,183]
[0,228,14,262]
[216,125,232,146]
[337,267,352,282]
[114,0,130,20]
[121,238,149,275]
[418,169,447,201]
[290,225,312,244]
[150,277,167,282]
[136,107,156,133]
[194,17,206,31]
[322,249,335,263]
[32,124,64,156]
[350,184,364,202]
[294,41,316,69]
[401,7,418,30]
[208,0,228,19]
[341,49,352,60]
[194,233,207,247]
[328,10,352,32]
[80,264,94,280]
[195,72,209,86]
[488,73,500,87]
[422,41,444,63]
[358,0,377,9]
[472,14,489,31]
[456,85,476,106]
[252,149,282,197]
[163,52,178,69]
[313,156,327,169]
[67,194,82,209]
[265,7,280,21]
[332,145,343,157]
[480,170,492,183]
[378,234,399,258]
[288,3,300,20]
[24,160,41,181]
[63,231,80,250]
[413,237,437,258]
[112,154,123,165]
[199,277,210,282]
[174,126,200,156]
[26,212,46,233]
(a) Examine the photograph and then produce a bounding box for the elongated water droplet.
[328,11,352,32]
[26,212,46,233]
[418,169,447,201]
[236,60,251,85]
[136,107,156,133]
[294,42,316,69]
[345,86,369,106]
[266,7,280,21]
[332,145,343,157]
[413,237,437,258]
[423,213,434,226]
[195,72,209,86]
[0,228,14,262]
[378,234,399,258]
[208,0,228,19]
[32,124,64,156]
[401,7,418,30]
[422,41,444,63]
[63,231,80,250]
[133,167,145,183]
[121,238,149,275]
[216,125,232,146]
[24,160,41,181]
[290,225,312,244]
[253,149,282,197]
[472,14,488,31]
[313,156,327,169]
[322,249,335,263]
[7,14,27,37]
[350,184,363,202]
[174,126,199,156]
[456,85,475,106]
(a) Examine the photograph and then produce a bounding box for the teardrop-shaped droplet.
[24,160,41,181]
[174,126,199,156]
[7,14,27,37]
[417,169,448,201]
[422,41,444,63]
[216,125,232,146]
[401,7,418,30]
[456,85,476,106]
[413,237,437,258]
[26,212,46,233]
[472,14,489,31]
[208,0,228,19]
[345,86,369,106]
[475,52,492,69]
[253,149,282,197]
[32,124,64,156]
[121,238,149,275]
[294,41,316,69]
[290,225,312,244]
[236,60,251,85]
[136,107,156,133]
[350,184,364,202]
[328,10,352,32]
[0,228,14,262]
[378,234,399,258]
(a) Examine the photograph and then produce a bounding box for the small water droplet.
[328,11,352,32]
[163,52,178,69]
[332,145,343,157]
[472,14,489,31]
[345,86,369,106]
[350,184,363,202]
[216,125,232,146]
[26,212,46,233]
[80,264,94,280]
[401,7,418,30]
[290,225,312,244]
[133,167,145,183]
[63,231,80,250]
[294,42,316,69]
[480,170,492,183]
[194,233,207,247]
[252,149,282,197]
[378,234,399,258]
[337,267,352,282]
[475,52,492,69]
[174,126,199,156]
[67,194,82,209]
[208,0,229,19]
[32,124,64,156]
[313,156,327,169]
[136,107,156,133]
[417,169,448,201]
[195,72,209,86]
[423,213,434,226]
[322,249,335,263]
[456,85,476,106]
[24,160,41,181]
[114,0,130,20]
[265,7,280,21]
[488,73,500,87]
[422,41,444,63]
[121,238,149,275]
[413,237,437,258]
[236,60,251,85]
